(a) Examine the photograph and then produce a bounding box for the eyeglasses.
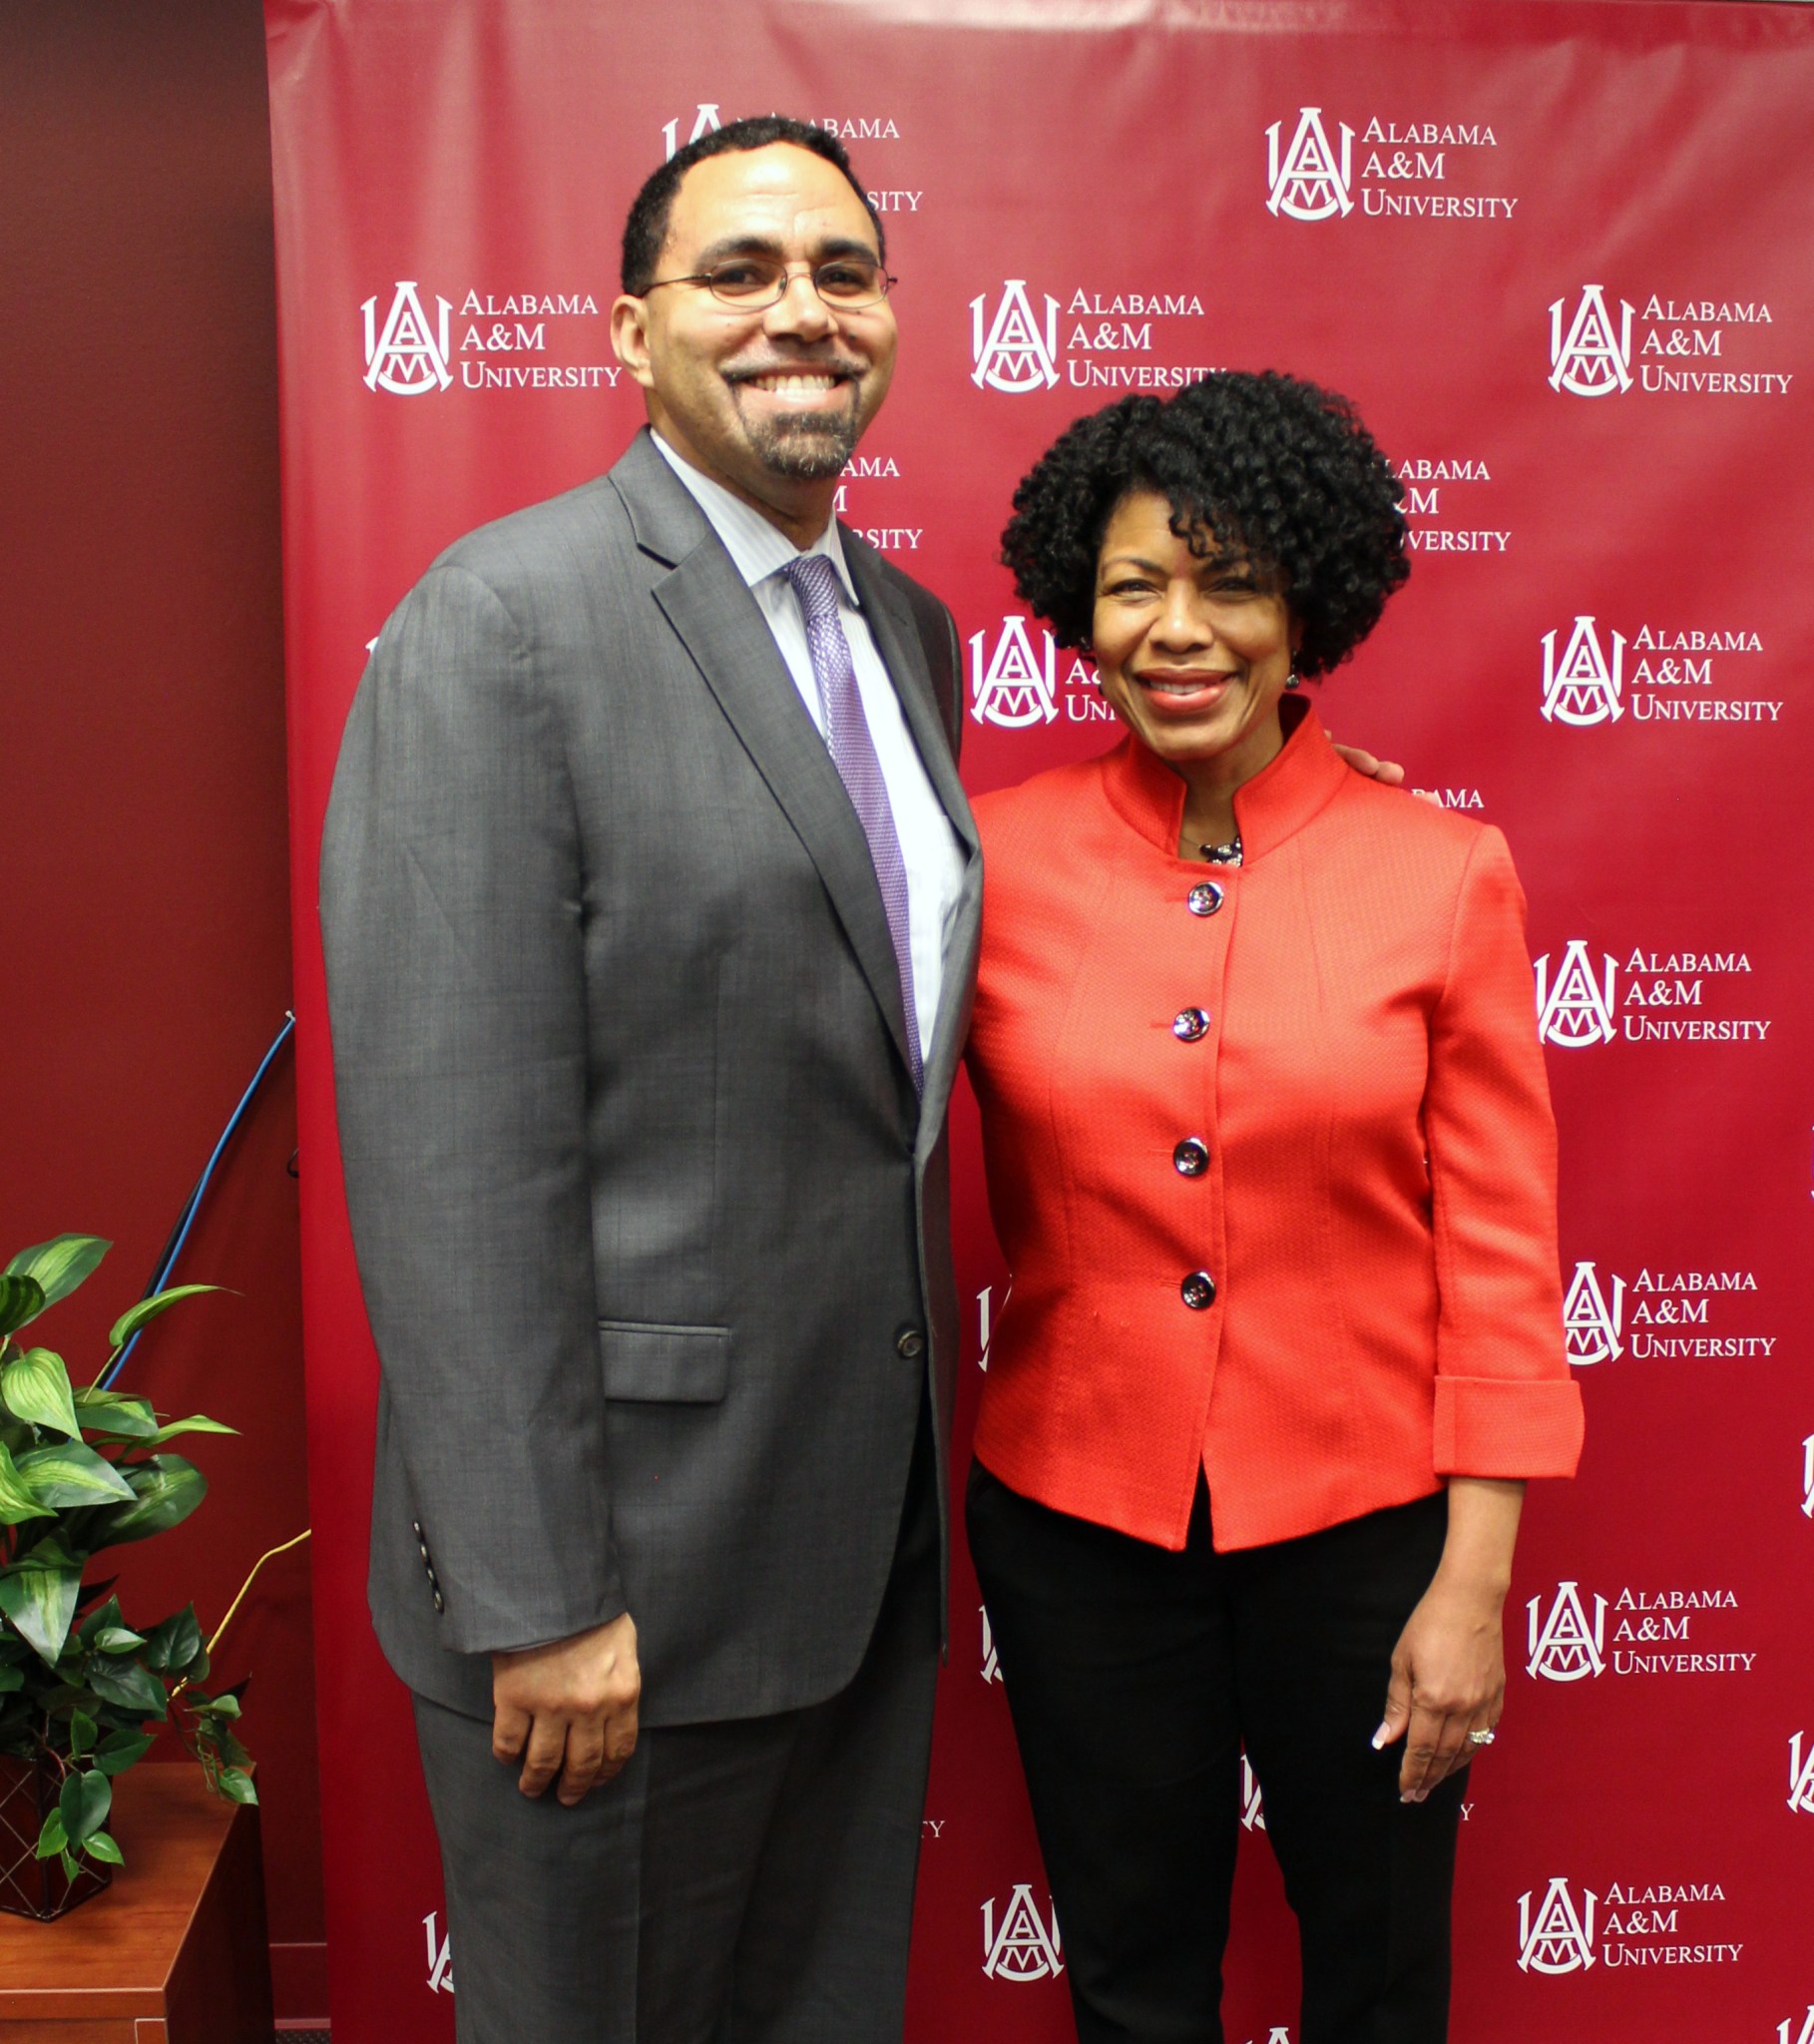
[642,255,896,312]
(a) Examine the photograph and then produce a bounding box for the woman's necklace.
[1196,833,1243,866]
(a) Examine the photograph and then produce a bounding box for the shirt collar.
[651,431,861,608]
[1100,697,1350,865]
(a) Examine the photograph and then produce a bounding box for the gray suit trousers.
[412,1409,941,2044]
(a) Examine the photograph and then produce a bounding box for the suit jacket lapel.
[841,538,978,858]
[612,439,917,1082]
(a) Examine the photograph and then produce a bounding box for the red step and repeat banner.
[265,3,1814,2037]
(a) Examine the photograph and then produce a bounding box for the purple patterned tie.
[782,554,923,1093]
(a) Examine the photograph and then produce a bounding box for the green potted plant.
[0,1234,254,1921]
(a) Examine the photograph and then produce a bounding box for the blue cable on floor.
[100,1012,296,1392]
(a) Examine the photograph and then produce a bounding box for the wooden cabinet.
[0,1766,273,2041]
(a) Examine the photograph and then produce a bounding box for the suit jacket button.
[411,1520,423,1539]
[1180,1272,1216,1309]
[1187,882,1224,917]
[432,1590,446,1614]
[1172,1008,1210,1042]
[1172,1138,1209,1177]
[895,1325,926,1359]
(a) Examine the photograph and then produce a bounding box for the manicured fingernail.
[1400,1789,1426,1805]
[1371,1723,1391,1750]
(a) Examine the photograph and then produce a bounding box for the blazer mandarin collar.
[1099,697,1349,865]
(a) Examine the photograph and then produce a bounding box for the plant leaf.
[0,1665,23,1694]
[145,1606,202,1673]
[77,1594,124,1644]
[71,1389,160,1439]
[86,1655,168,1717]
[214,1766,257,1804]
[5,1238,110,1314]
[0,1559,82,1663]
[145,1415,238,1445]
[58,1768,111,1846]
[94,1731,154,1775]
[93,1625,148,1655]
[85,1828,124,1865]
[89,1456,207,1547]
[36,1809,67,1858]
[69,1709,97,1758]
[1,1348,81,1437]
[194,1692,242,1720]
[0,1275,48,1338]
[0,1440,55,1527]
[107,1283,224,1351]
[15,1441,137,1508]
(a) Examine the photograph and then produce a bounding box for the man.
[321,118,975,2043]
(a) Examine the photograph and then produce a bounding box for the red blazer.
[967,707,1584,1553]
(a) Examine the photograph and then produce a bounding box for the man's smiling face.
[612,143,896,528]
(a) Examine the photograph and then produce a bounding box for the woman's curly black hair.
[1001,371,1410,678]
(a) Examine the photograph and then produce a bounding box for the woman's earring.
[1284,664,1301,691]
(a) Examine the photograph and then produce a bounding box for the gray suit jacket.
[319,429,980,1726]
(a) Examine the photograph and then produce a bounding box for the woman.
[964,371,1584,2044]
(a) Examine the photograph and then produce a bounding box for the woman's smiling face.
[1090,490,1301,780]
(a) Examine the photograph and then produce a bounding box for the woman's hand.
[1374,1573,1506,1801]
[1373,1476,1525,1802]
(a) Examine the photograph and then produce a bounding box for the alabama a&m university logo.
[1527,1583,1607,1682]
[1789,1733,1814,1814]
[663,102,721,158]
[971,618,1059,728]
[1779,2008,1814,2044]
[363,282,453,395]
[1240,1753,1267,1831]
[982,1886,1065,1981]
[1518,1877,1597,1972]
[423,1909,454,1994]
[971,282,1061,393]
[1534,942,1618,1048]
[1564,1262,1625,1365]
[1542,618,1625,726]
[1550,285,1634,396]
[1265,108,1354,220]
[980,1604,1002,1685]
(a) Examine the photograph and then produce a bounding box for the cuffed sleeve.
[1426,827,1585,1480]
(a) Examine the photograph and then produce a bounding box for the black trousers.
[412,1404,941,2044]
[967,1463,1464,2044]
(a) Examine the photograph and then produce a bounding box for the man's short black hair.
[620,116,885,295]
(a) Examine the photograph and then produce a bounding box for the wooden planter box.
[0,1764,273,2041]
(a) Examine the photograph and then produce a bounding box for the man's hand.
[1328,737,1406,786]
[491,1611,641,1806]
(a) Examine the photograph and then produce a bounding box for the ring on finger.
[1468,1728,1497,1748]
